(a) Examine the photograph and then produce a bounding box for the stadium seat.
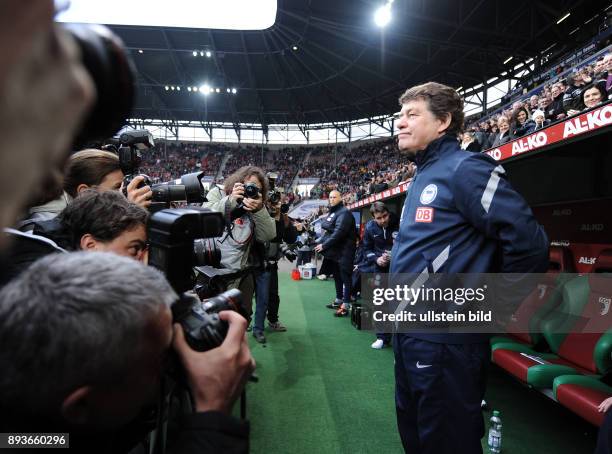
[553,371,612,427]
[490,246,574,350]
[492,250,612,389]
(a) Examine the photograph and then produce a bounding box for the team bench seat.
[490,246,574,350]
[553,374,612,426]
[492,250,612,389]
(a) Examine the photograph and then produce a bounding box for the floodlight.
[374,4,391,27]
[206,51,212,58]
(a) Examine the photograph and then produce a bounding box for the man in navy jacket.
[391,82,549,454]
[362,201,399,348]
[315,190,356,316]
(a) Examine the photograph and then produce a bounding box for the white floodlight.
[503,56,513,64]
[206,51,212,58]
[374,4,392,28]
[231,88,237,94]
[193,50,198,56]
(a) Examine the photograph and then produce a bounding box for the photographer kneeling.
[0,252,254,453]
[3,190,148,282]
[251,195,299,343]
[203,166,275,320]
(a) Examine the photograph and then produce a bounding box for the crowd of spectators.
[309,139,415,204]
[465,50,612,152]
[129,47,612,207]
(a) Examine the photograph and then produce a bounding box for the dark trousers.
[319,257,334,276]
[595,409,612,454]
[393,335,489,454]
[332,260,352,304]
[267,266,280,324]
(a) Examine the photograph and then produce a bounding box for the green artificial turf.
[244,273,598,454]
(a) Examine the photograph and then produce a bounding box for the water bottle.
[487,410,502,453]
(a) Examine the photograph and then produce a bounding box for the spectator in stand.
[532,110,550,131]
[545,83,566,122]
[510,107,536,138]
[538,96,551,111]
[594,57,607,80]
[460,132,481,152]
[567,82,609,116]
[529,95,540,111]
[491,116,514,148]
[564,72,588,111]
[604,53,612,94]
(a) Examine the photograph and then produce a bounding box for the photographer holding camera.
[203,166,275,320]
[0,252,254,453]
[251,178,299,343]
[21,149,152,229]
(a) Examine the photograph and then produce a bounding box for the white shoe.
[371,339,385,349]
[316,274,327,280]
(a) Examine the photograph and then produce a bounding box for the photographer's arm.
[202,186,237,220]
[282,218,299,244]
[251,208,276,242]
[170,311,254,453]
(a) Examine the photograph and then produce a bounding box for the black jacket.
[319,203,356,266]
[361,213,399,272]
[1,220,71,285]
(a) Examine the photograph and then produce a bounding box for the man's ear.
[76,184,90,195]
[437,113,452,135]
[80,234,98,251]
[61,386,93,425]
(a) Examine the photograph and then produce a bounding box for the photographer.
[315,190,356,317]
[202,166,275,320]
[22,149,152,229]
[3,190,148,282]
[251,195,299,343]
[0,252,254,453]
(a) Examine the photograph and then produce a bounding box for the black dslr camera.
[148,207,247,352]
[107,129,207,212]
[267,172,281,204]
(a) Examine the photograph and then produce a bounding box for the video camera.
[104,130,208,211]
[147,207,247,352]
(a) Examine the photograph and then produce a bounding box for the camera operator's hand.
[125,175,152,208]
[230,183,245,203]
[314,244,323,253]
[294,222,304,232]
[173,311,255,415]
[242,196,263,212]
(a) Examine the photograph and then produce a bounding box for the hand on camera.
[230,183,245,203]
[125,176,152,208]
[242,196,263,212]
[314,244,323,253]
[173,311,255,415]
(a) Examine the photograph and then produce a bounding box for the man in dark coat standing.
[315,190,356,317]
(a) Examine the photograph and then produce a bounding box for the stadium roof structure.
[111,0,609,138]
